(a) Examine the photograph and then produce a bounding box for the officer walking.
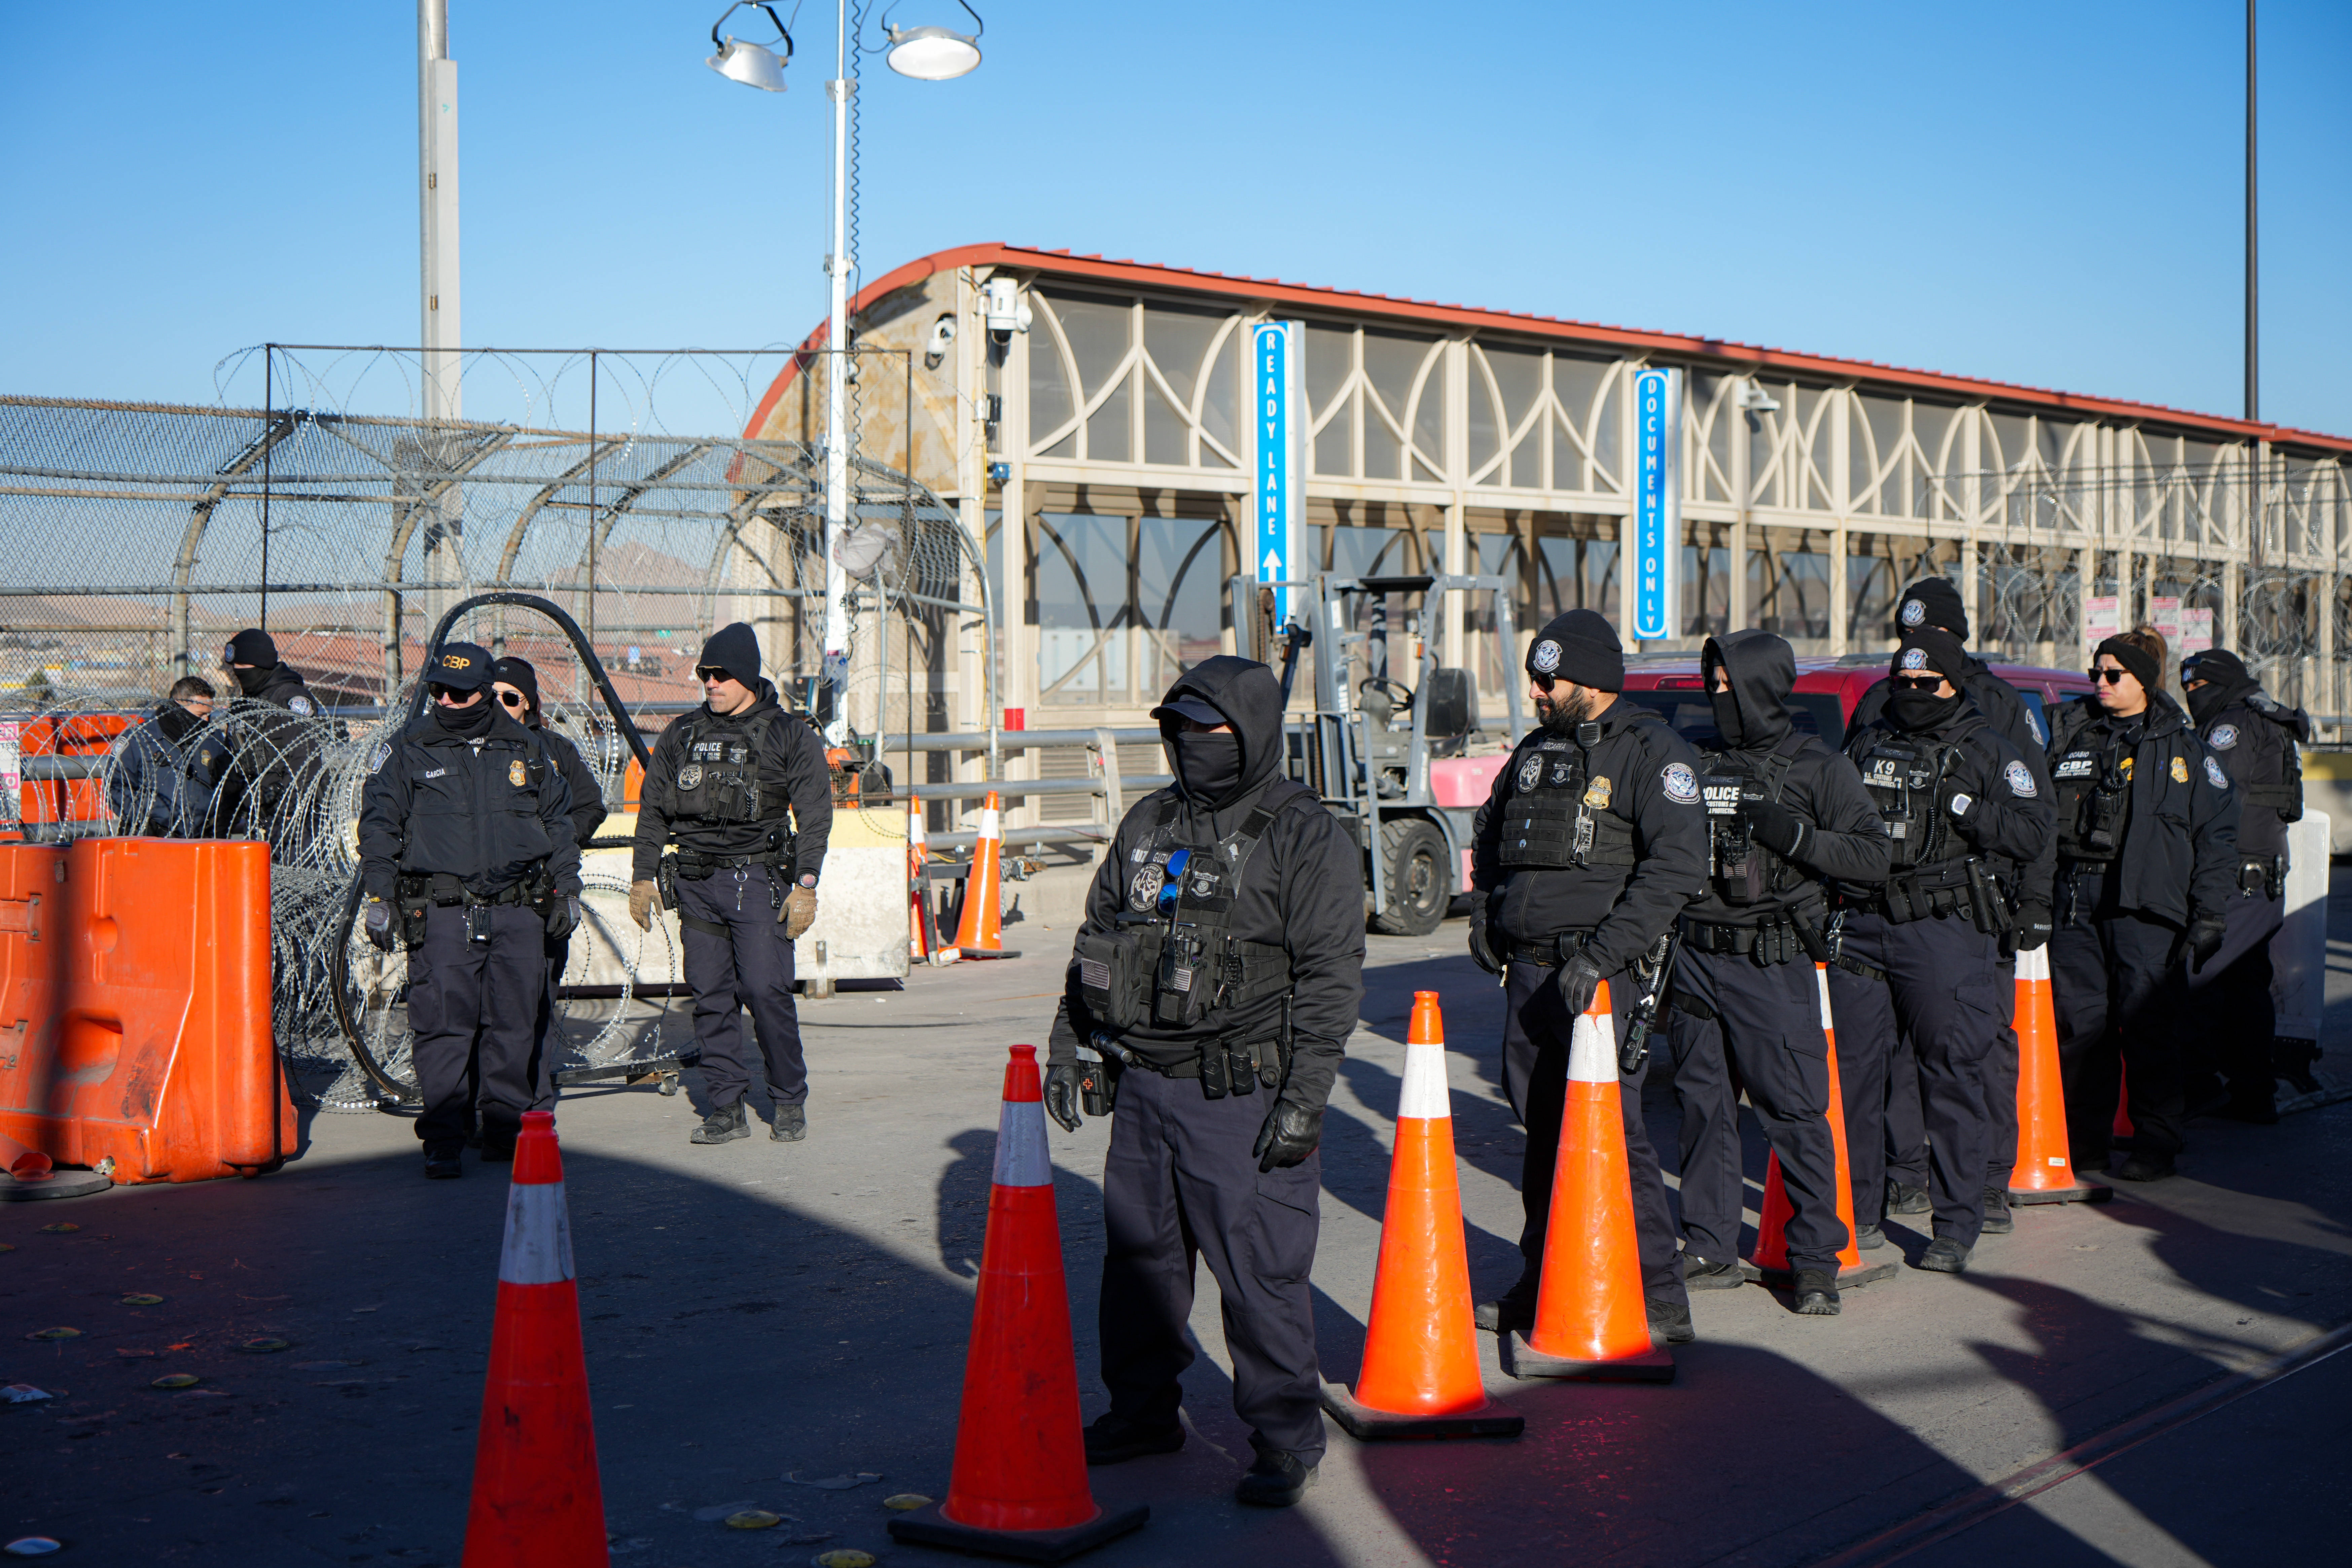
[216,628,325,840]
[1843,578,2055,1238]
[1670,631,1890,1315]
[2178,647,2307,1121]
[109,677,231,837]
[1829,627,2051,1272]
[1041,656,1361,1509]
[493,656,610,1111]
[2045,630,2239,1180]
[357,643,581,1177]
[1465,609,1707,1344]
[627,624,832,1146]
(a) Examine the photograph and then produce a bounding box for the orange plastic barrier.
[0,838,294,1183]
[19,713,132,827]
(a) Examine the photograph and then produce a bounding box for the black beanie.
[1892,626,1968,683]
[2095,636,2161,696]
[491,656,541,719]
[225,628,278,668]
[699,622,763,689]
[1526,609,1624,692]
[1895,578,1968,641]
[2179,647,2248,689]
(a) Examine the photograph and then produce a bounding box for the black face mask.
[2186,680,2238,728]
[434,695,497,737]
[1709,688,1746,748]
[1888,687,1964,733]
[1172,731,1244,807]
[233,665,273,698]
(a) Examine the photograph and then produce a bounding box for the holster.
[1965,860,2012,938]
[656,854,681,911]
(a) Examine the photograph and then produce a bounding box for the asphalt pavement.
[5,881,2350,1567]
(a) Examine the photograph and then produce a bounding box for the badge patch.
[367,741,390,774]
[2166,755,2186,783]
[1530,640,1562,674]
[2208,723,2239,750]
[1517,754,1544,792]
[287,694,314,716]
[1584,775,1613,809]
[2004,760,2036,797]
[1129,864,1165,911]
[508,759,526,787]
[1899,647,1929,671]
[1662,762,1699,804]
[2204,756,2229,789]
[1548,760,1576,787]
[1900,598,1926,627]
[728,745,748,764]
[677,763,704,790]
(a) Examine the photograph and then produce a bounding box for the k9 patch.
[2004,760,2036,797]
[1662,762,1699,804]
[2205,756,2230,790]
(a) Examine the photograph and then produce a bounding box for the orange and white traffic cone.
[1322,992,1522,1440]
[1744,966,1898,1288]
[889,1046,1148,1561]
[1503,981,1674,1383]
[908,798,936,963]
[462,1111,607,1568]
[948,789,1018,961]
[2009,945,2110,1205]
[2114,1063,2135,1142]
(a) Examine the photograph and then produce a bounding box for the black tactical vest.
[670,709,797,827]
[1697,735,1806,905]
[1852,734,1964,872]
[2049,732,2131,863]
[1495,733,1638,872]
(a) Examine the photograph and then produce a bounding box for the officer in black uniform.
[627,624,833,1146]
[1042,655,1361,1510]
[493,657,610,1113]
[1843,578,2055,1239]
[1465,609,1708,1344]
[110,677,231,837]
[2179,647,2307,1121]
[1670,631,1890,1315]
[216,627,325,841]
[2045,632,2239,1180]
[1829,627,2052,1272]
[357,642,581,1177]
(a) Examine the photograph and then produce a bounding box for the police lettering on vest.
[669,709,796,827]
[1698,735,1805,905]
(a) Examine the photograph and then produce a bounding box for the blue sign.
[1632,367,1683,641]
[1254,322,1300,623]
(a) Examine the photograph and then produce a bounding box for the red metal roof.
[748,242,2351,457]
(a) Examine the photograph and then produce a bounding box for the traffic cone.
[1742,966,1898,1288]
[2009,946,2110,1205]
[1503,981,1674,1382]
[2114,1064,2135,1141]
[949,789,1019,961]
[462,1111,606,1568]
[1322,992,1523,1440]
[909,799,937,963]
[889,1046,1148,1562]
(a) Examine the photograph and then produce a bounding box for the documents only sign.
[1254,321,1305,623]
[1632,366,1683,642]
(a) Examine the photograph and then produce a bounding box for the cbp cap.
[430,641,494,691]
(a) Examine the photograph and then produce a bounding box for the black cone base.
[1501,1331,1675,1383]
[2008,1181,2112,1206]
[888,1500,1148,1564]
[1739,1258,1899,1288]
[1319,1381,1524,1441]
[0,1169,113,1202]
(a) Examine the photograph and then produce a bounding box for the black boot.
[1886,1178,1930,1215]
[771,1103,808,1142]
[423,1144,463,1180]
[1646,1298,1696,1345]
[1083,1411,1184,1466]
[1684,1256,1745,1291]
[1235,1449,1317,1507]
[690,1100,749,1145]
[1473,1273,1540,1334]
[1916,1237,1971,1273]
[2111,1151,2176,1182]
[1979,1187,2013,1234]
[1791,1269,1841,1316]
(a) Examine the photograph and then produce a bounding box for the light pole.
[707,2,982,741]
[418,0,462,643]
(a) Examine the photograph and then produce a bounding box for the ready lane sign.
[1254,321,1304,623]
[1632,366,1683,642]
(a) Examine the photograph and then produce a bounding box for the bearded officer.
[1829,627,2051,1272]
[1041,656,1361,1509]
[1670,631,1890,1315]
[2178,647,2308,1121]
[356,642,582,1176]
[628,624,833,1146]
[1466,609,1708,1344]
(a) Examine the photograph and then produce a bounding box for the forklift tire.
[1371,818,1450,937]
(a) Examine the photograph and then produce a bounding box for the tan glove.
[782,882,818,939]
[628,880,657,932]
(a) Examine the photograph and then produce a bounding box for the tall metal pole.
[2245,0,2258,423]
[822,0,854,742]
[419,0,463,633]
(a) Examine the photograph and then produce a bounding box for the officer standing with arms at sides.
[627,624,832,1146]
[2045,629,2239,1181]
[1843,577,2055,1238]
[110,677,231,837]
[1671,630,1890,1315]
[493,656,610,1112]
[1830,627,2051,1272]
[2178,647,2307,1121]
[215,627,325,840]
[357,643,581,1177]
[1465,609,1707,1344]
[1041,656,1361,1509]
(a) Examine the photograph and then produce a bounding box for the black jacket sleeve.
[548,732,608,846]
[778,718,834,883]
[1843,678,1891,748]
[629,722,687,883]
[2184,740,2242,924]
[1269,800,1367,1113]
[1586,729,1708,975]
[1470,752,1509,897]
[1970,672,2058,913]
[1951,733,2054,867]
[1786,744,1890,885]
[357,742,416,903]
[536,739,581,896]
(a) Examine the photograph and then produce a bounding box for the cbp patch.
[1662,762,1699,803]
[1899,647,1929,671]
[2170,756,2188,784]
[1531,640,1562,674]
[2209,723,2239,751]
[508,759,526,787]
[2004,760,2036,797]
[2205,756,2230,790]
[1900,598,1926,628]
[1517,754,1544,792]
[288,694,314,716]
[677,763,704,791]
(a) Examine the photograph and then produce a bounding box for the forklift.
[1228,572,1526,936]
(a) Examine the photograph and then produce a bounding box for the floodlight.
[707,1,793,91]
[884,2,983,79]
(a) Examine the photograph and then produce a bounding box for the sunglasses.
[1529,673,1559,693]
[427,683,476,702]
[1890,674,1945,690]
[695,666,735,684]
[497,691,528,709]
[2090,667,2132,685]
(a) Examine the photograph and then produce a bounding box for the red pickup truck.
[1618,652,2097,750]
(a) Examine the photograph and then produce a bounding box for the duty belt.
[672,849,786,880]
[1501,928,1598,968]
[1680,913,1827,967]
[2239,853,2287,899]
[399,871,541,908]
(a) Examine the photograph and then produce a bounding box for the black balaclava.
[434,693,497,738]
[232,665,274,698]
[2181,648,2254,728]
[155,701,202,744]
[1172,732,1244,805]
[1703,645,1744,748]
[1888,627,1968,733]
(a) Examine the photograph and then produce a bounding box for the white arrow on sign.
[1261,548,1282,576]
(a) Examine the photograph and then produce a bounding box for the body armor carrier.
[1850,733,1999,926]
[2050,733,2130,863]
[669,709,796,827]
[1697,734,1805,906]
[1495,733,1638,872]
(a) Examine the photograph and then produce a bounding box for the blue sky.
[5,1,2346,436]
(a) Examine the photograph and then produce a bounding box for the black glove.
[1555,952,1605,1018]
[1744,797,1807,860]
[1468,905,1502,975]
[2012,902,2053,952]
[2186,914,2228,972]
[1043,1062,1084,1133]
[362,898,396,953]
[1253,1095,1323,1172]
[545,896,580,939]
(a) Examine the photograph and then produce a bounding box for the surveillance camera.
[982,277,1031,346]
[1737,381,1780,415]
[922,314,956,370]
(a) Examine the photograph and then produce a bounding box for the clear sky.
[5,1,2346,437]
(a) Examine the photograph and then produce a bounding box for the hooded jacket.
[2046,692,2240,926]
[1048,656,1364,1112]
[2190,672,2305,862]
[630,678,833,882]
[1686,630,1889,926]
[214,664,325,836]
